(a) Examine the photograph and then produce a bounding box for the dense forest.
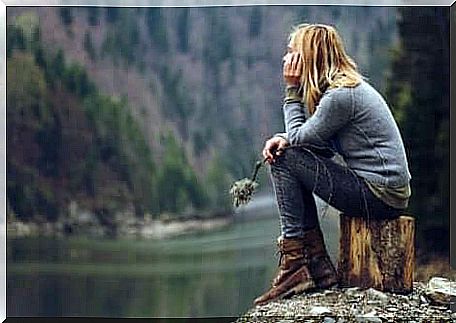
[6,6,450,253]
[386,7,449,255]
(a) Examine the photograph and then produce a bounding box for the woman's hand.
[283,52,303,87]
[262,136,289,164]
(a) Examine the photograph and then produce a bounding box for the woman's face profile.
[283,40,298,64]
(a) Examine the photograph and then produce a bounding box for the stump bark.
[337,214,415,293]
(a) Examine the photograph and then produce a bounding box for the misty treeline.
[6,6,449,252]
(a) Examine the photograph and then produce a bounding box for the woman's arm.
[272,86,338,158]
[272,85,307,142]
[284,87,354,147]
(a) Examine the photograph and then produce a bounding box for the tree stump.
[337,214,415,293]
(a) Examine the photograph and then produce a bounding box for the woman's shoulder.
[329,79,385,103]
[322,82,358,103]
[320,79,384,112]
[325,78,365,95]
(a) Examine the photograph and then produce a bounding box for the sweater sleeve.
[272,132,289,141]
[270,86,300,143]
[284,87,353,147]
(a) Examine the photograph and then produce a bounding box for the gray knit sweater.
[275,80,412,195]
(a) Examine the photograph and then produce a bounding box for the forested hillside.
[7,15,162,223]
[7,6,398,223]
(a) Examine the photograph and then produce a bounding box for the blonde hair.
[288,23,363,115]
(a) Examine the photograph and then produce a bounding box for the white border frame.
[1,1,454,322]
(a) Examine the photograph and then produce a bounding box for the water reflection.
[7,193,340,317]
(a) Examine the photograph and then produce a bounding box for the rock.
[236,282,456,322]
[356,310,382,323]
[425,277,456,306]
[345,287,361,296]
[309,306,332,315]
[365,288,388,304]
[420,295,429,304]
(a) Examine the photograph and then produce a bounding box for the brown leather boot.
[303,227,338,289]
[254,236,316,306]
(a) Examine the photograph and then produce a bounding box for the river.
[7,193,340,317]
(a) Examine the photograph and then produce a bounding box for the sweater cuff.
[284,85,302,104]
[273,132,289,143]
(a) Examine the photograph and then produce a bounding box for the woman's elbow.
[288,129,315,146]
[287,131,301,146]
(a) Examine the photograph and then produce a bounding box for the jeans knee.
[270,146,306,173]
[271,147,299,169]
[278,146,316,163]
[271,146,321,178]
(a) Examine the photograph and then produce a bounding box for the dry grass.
[414,256,456,282]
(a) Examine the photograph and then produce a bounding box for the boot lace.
[276,250,284,267]
[275,248,309,267]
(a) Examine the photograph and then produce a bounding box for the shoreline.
[6,193,275,240]
[6,212,234,240]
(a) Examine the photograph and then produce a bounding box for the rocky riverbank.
[7,201,234,239]
[236,277,456,322]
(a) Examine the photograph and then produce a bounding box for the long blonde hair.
[288,23,363,115]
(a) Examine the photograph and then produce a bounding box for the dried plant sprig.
[229,178,258,208]
[229,157,268,208]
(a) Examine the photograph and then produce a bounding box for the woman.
[255,23,412,306]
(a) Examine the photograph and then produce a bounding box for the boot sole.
[254,275,316,306]
[255,280,316,306]
[316,281,339,290]
[282,280,316,299]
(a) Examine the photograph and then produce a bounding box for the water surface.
[7,194,339,317]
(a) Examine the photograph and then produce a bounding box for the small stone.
[355,312,382,323]
[365,288,388,304]
[345,287,361,295]
[309,306,332,315]
[425,277,456,306]
[430,305,450,311]
[323,317,336,323]
[347,299,359,303]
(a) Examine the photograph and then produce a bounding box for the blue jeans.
[269,145,404,238]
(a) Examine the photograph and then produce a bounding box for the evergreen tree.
[87,7,100,26]
[249,7,262,38]
[59,7,73,25]
[386,7,449,253]
[83,31,97,61]
[177,9,189,53]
